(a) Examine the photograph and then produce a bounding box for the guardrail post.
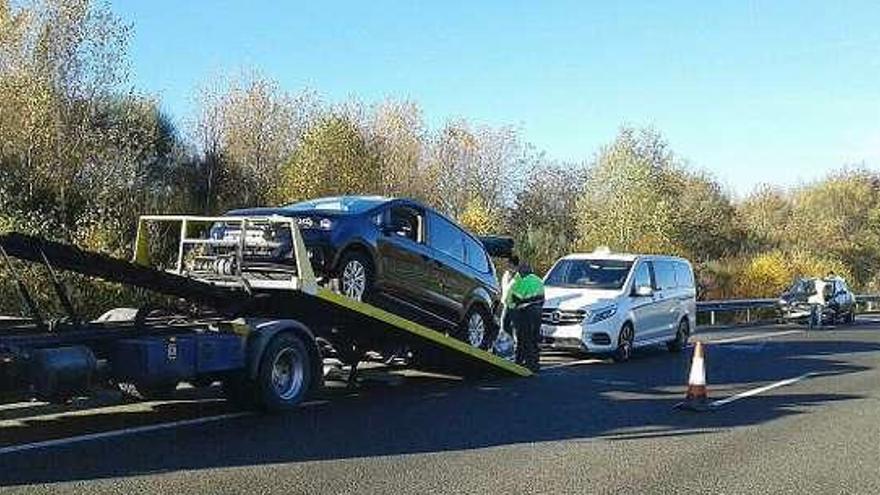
[710,310,715,326]
[746,308,751,323]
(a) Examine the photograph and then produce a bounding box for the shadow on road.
[0,335,875,486]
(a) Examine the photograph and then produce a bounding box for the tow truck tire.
[118,381,178,401]
[255,332,313,412]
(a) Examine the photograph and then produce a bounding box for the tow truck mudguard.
[243,319,323,392]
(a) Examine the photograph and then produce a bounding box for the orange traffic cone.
[676,341,710,412]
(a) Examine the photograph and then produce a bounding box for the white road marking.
[710,372,816,408]
[541,358,604,370]
[702,329,804,345]
[0,412,253,456]
[0,401,47,412]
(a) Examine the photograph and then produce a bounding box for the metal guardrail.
[3,296,880,328]
[697,294,880,326]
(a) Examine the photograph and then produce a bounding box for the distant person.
[508,260,545,372]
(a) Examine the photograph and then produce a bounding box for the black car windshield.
[282,196,388,214]
[545,259,634,290]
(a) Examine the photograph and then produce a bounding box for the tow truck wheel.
[255,332,313,411]
[118,381,178,401]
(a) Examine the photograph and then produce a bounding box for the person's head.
[517,262,533,276]
[508,255,520,270]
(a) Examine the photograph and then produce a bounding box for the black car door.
[425,212,470,326]
[374,205,435,312]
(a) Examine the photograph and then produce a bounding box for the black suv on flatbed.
[225,196,500,348]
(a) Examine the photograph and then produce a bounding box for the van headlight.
[588,305,617,324]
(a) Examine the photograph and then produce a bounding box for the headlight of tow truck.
[588,305,617,324]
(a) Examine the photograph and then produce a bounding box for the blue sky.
[116,1,880,196]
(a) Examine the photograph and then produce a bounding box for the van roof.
[561,252,691,264]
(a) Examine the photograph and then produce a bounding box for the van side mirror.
[634,285,653,297]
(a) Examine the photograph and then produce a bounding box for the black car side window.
[387,207,422,243]
[428,213,465,262]
[464,235,490,272]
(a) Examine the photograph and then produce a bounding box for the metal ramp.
[0,221,532,378]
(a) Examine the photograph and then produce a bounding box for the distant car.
[778,277,855,324]
[540,250,697,362]
[222,196,501,348]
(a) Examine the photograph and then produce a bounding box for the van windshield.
[545,259,633,290]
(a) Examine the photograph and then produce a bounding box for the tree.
[575,127,682,255]
[425,120,527,220]
[272,112,382,204]
[189,71,317,211]
[458,198,502,235]
[737,184,792,251]
[367,98,430,201]
[781,171,880,287]
[574,127,738,263]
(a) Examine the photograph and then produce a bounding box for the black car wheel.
[455,305,492,349]
[339,251,374,302]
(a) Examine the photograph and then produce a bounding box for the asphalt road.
[1,318,879,494]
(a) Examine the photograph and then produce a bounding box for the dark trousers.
[511,303,542,372]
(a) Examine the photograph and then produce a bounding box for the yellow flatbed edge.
[316,288,533,377]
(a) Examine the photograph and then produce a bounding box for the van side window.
[654,260,677,290]
[673,262,694,289]
[633,262,652,290]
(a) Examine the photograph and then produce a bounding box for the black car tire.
[455,305,493,349]
[338,251,374,302]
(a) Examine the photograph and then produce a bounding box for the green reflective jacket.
[510,273,545,308]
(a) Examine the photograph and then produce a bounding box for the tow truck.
[0,215,530,412]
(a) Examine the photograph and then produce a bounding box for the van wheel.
[255,332,313,412]
[667,318,690,352]
[456,306,492,349]
[339,251,374,302]
[613,323,634,363]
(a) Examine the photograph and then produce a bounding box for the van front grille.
[541,308,587,325]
